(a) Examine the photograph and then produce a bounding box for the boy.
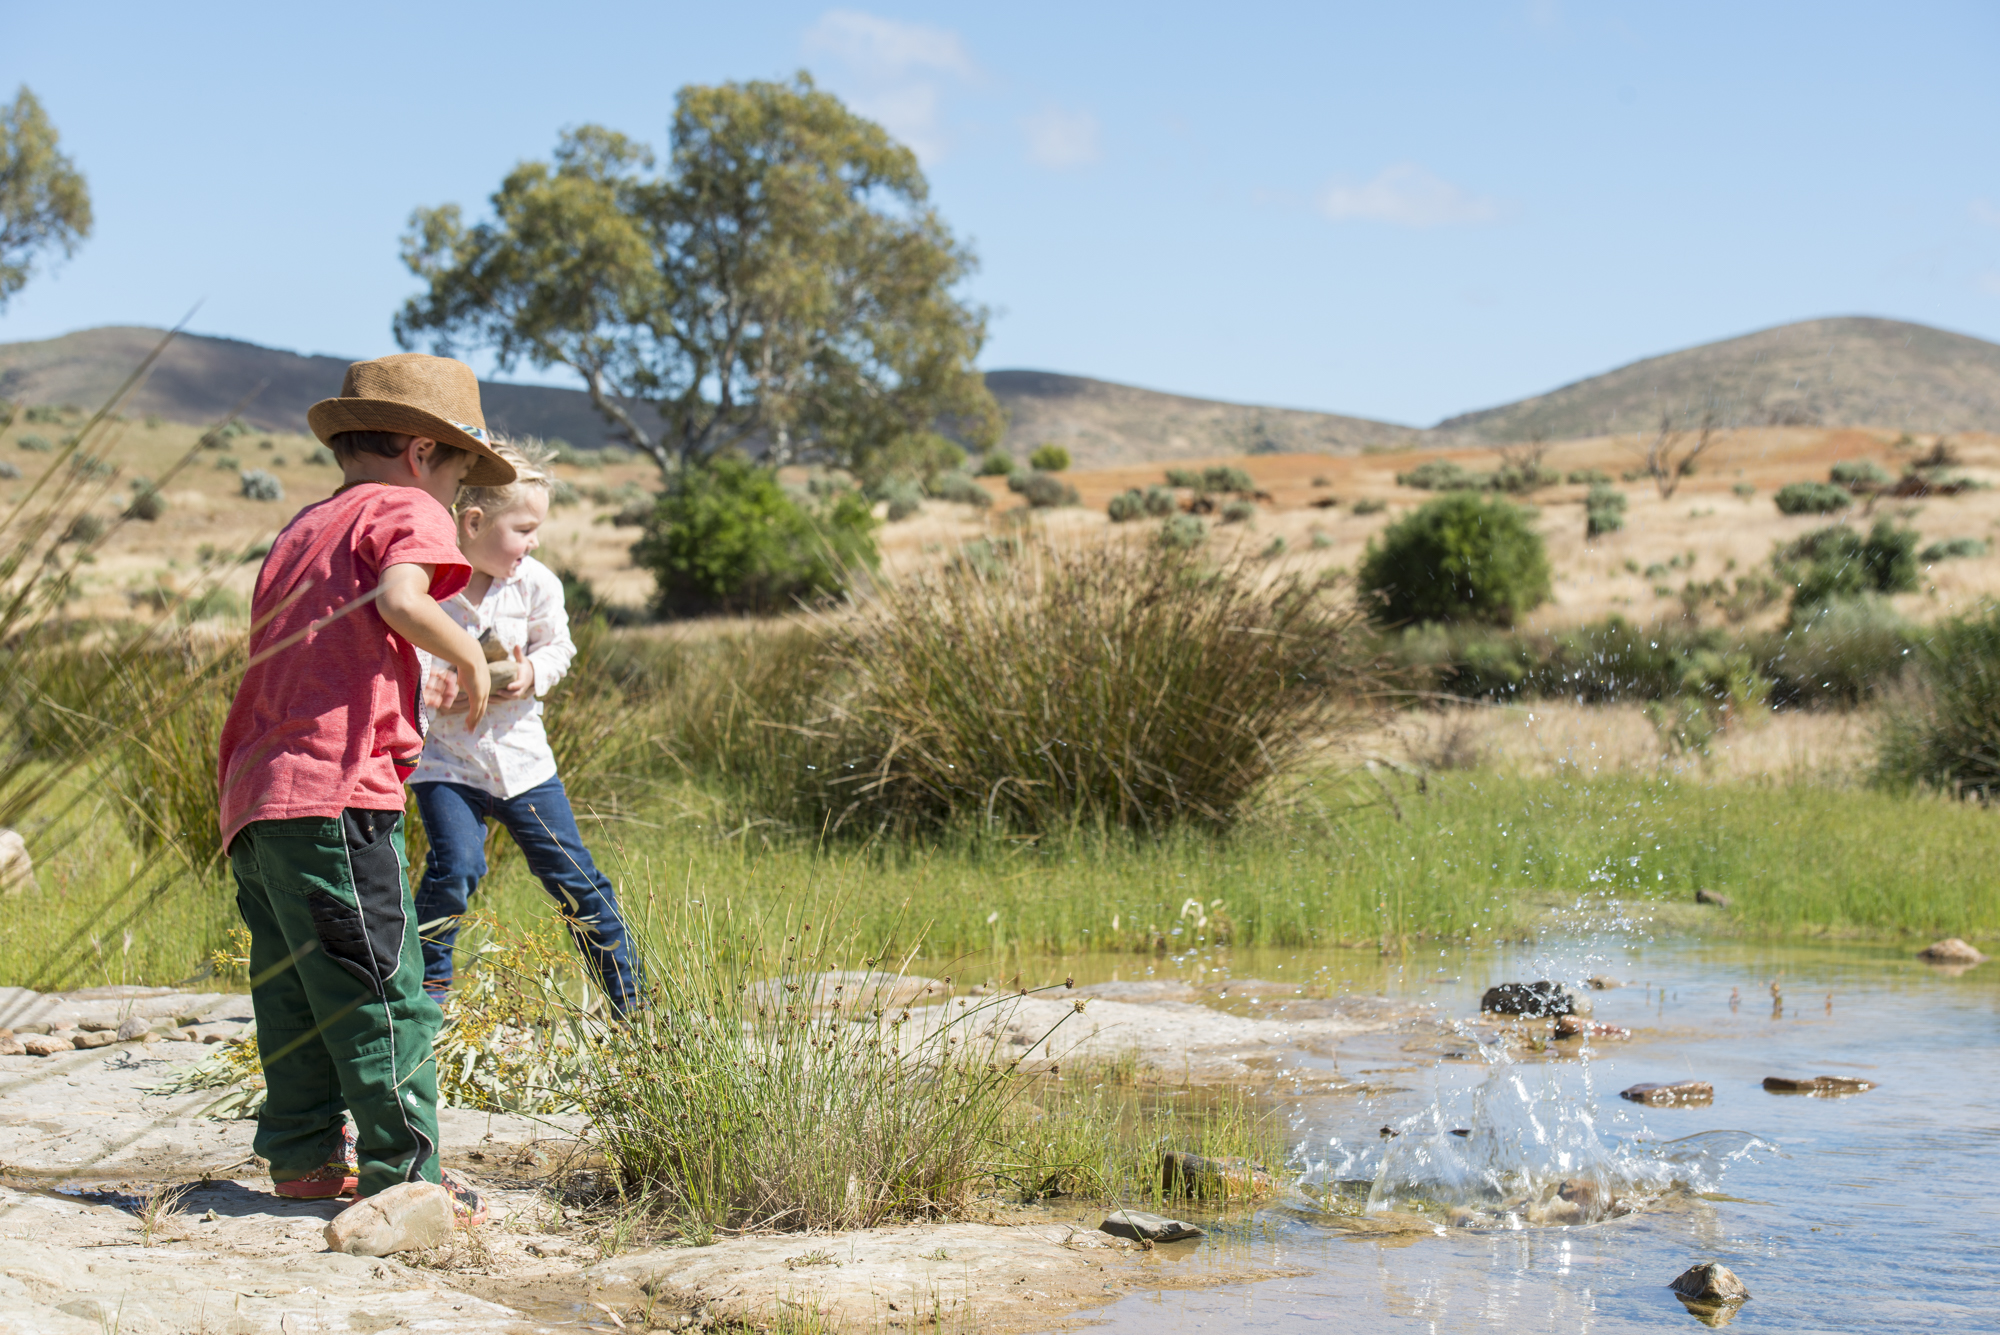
[216,352,514,1216]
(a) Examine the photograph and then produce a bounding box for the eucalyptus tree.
[396,75,1001,476]
[0,87,92,312]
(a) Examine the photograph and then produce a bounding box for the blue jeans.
[412,776,641,1016]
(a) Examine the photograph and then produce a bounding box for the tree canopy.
[0,87,92,312]
[395,75,1001,477]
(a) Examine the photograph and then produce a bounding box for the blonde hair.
[456,437,555,517]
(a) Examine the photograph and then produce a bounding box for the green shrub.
[1830,459,1892,490]
[1202,466,1254,494]
[17,433,52,452]
[630,455,879,616]
[859,431,966,492]
[1921,537,1988,563]
[1164,468,1201,489]
[929,470,991,508]
[143,413,164,429]
[1220,498,1256,524]
[877,476,925,522]
[1396,459,1485,491]
[1029,443,1071,472]
[1490,463,1559,494]
[1763,596,1911,708]
[67,451,113,480]
[304,445,334,466]
[59,512,106,545]
[1876,605,2000,799]
[1157,513,1206,549]
[1566,469,1612,485]
[1775,481,1851,515]
[1732,482,1756,500]
[213,455,240,470]
[1584,484,1626,538]
[1009,471,1078,508]
[1107,489,1146,523]
[1142,485,1176,517]
[125,480,166,522]
[23,405,61,424]
[1351,497,1386,516]
[239,470,284,502]
[1358,493,1551,627]
[977,451,1017,476]
[0,459,17,480]
[1773,520,1918,613]
[548,478,581,507]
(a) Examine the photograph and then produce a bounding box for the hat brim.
[307,398,516,487]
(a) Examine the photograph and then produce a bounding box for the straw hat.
[307,353,516,487]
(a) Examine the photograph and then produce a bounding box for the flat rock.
[323,1181,454,1256]
[1668,1261,1751,1302]
[19,1034,69,1057]
[1620,1081,1714,1106]
[1763,1075,1876,1096]
[1918,938,1987,964]
[588,1220,1276,1332]
[1100,1208,1203,1243]
[1481,981,1588,1018]
[1072,980,1200,1003]
[748,970,949,1014]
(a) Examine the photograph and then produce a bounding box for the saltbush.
[304,445,335,466]
[1202,466,1254,494]
[1028,443,1071,472]
[1163,468,1202,489]
[17,433,52,452]
[0,459,18,480]
[1142,485,1176,516]
[1876,605,2000,799]
[1774,481,1852,515]
[239,470,284,502]
[1220,498,1256,524]
[1772,520,1918,614]
[1009,471,1078,508]
[1351,497,1386,515]
[1566,469,1612,485]
[877,476,925,522]
[929,470,992,508]
[859,432,965,493]
[1107,489,1146,523]
[1395,459,1485,492]
[977,452,1017,476]
[1157,513,1206,549]
[1921,537,1988,563]
[630,455,878,616]
[1829,459,1892,490]
[1584,484,1626,538]
[125,480,167,521]
[1357,493,1551,627]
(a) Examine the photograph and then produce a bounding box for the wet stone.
[1481,981,1587,1018]
[1918,938,1986,965]
[1668,1261,1751,1302]
[1099,1209,1203,1244]
[1763,1075,1876,1096]
[1554,1015,1630,1040]
[1620,1081,1714,1106]
[1160,1150,1271,1198]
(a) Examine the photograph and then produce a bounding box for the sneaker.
[272,1123,359,1200]
[441,1168,488,1227]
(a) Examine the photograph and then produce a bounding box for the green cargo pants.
[228,809,444,1197]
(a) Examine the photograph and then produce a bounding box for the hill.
[1437,316,2000,442]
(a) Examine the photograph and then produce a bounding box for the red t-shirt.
[217,484,470,849]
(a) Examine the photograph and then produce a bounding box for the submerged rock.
[1586,975,1623,990]
[1918,938,1987,965]
[1099,1208,1203,1244]
[324,1181,454,1256]
[1620,1081,1714,1106]
[1763,1075,1876,1096]
[1694,889,1732,907]
[1481,981,1587,1018]
[1160,1151,1271,1198]
[1553,1015,1630,1040]
[1668,1261,1751,1301]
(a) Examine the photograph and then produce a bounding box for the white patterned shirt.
[410,555,576,799]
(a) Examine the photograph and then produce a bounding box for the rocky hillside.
[1438,316,2000,442]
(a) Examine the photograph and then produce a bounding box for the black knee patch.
[306,812,409,993]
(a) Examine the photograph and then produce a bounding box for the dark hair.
[327,430,468,469]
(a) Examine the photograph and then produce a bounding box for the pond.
[1023,934,1999,1332]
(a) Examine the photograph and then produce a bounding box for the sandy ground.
[17,420,1999,630]
[0,980,1434,1333]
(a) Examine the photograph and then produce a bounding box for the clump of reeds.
[1874,604,2000,800]
[786,539,1381,836]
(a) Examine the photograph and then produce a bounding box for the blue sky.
[3,1,1996,426]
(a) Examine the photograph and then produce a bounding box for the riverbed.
[1057,936,1999,1333]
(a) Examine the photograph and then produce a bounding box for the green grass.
[9,767,1996,992]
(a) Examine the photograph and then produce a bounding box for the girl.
[413,438,640,1015]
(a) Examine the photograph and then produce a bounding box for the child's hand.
[423,668,462,711]
[494,646,535,700]
[460,656,491,729]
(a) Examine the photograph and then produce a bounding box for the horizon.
[2,2,1996,426]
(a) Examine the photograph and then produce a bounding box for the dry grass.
[1369,700,1880,783]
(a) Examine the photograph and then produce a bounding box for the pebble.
[77,1019,117,1033]
[1619,1081,1714,1106]
[71,1031,117,1049]
[1668,1261,1751,1302]
[20,1034,69,1057]
[324,1182,455,1256]
[1917,938,1986,965]
[1099,1209,1204,1244]
[1762,1075,1875,1096]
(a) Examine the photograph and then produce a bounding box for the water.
[1030,937,2000,1332]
